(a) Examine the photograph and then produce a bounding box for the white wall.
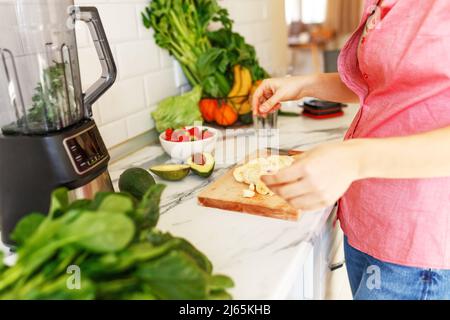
[75,0,288,149]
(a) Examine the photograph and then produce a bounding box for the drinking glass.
[253,111,278,136]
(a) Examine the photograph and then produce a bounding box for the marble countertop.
[108,103,359,300]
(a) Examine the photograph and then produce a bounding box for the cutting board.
[198,149,302,221]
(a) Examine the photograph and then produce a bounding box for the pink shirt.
[338,0,450,269]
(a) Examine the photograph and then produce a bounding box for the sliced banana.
[242,189,256,198]
[233,166,245,183]
[256,180,272,196]
[233,155,294,198]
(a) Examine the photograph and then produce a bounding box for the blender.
[0,0,117,245]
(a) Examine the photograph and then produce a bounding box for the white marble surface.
[0,104,358,299]
[108,103,359,300]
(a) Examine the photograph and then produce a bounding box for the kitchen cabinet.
[285,207,344,300]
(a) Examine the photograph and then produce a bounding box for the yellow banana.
[228,65,242,99]
[234,67,252,104]
[237,101,252,115]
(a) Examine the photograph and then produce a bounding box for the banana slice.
[256,180,273,196]
[233,155,293,198]
[243,165,261,185]
[233,166,245,183]
[242,189,256,198]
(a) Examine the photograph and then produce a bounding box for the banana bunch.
[228,65,253,115]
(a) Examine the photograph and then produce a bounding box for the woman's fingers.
[270,179,313,200]
[288,194,328,211]
[261,162,305,186]
[252,81,268,115]
[260,91,282,114]
[251,79,284,116]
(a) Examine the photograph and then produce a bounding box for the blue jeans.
[344,236,450,300]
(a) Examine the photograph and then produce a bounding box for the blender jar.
[0,0,116,135]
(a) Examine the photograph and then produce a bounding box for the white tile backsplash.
[73,0,287,148]
[99,119,128,149]
[98,76,146,124]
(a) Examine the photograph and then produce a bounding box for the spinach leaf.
[82,240,180,278]
[61,211,135,253]
[0,252,5,273]
[208,290,233,300]
[67,199,92,211]
[48,188,69,218]
[176,237,213,273]
[134,184,166,232]
[10,213,45,246]
[147,230,212,273]
[98,194,134,213]
[136,250,208,300]
[208,274,234,291]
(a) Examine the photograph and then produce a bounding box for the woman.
[252,0,450,300]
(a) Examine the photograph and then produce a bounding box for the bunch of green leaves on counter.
[2,63,73,135]
[152,85,203,132]
[0,184,233,300]
[142,0,268,98]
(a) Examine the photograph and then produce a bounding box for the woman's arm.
[253,73,359,115]
[356,126,450,179]
[262,126,450,211]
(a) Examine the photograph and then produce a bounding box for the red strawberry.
[202,130,213,139]
[165,128,173,141]
[188,127,202,140]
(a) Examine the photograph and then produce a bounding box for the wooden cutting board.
[198,149,302,221]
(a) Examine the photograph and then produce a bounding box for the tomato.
[199,99,219,122]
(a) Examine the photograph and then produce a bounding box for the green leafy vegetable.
[1,63,78,135]
[61,211,135,253]
[0,179,233,300]
[136,250,208,300]
[10,213,45,246]
[97,194,134,213]
[142,0,268,98]
[133,184,166,233]
[207,29,269,81]
[151,85,203,132]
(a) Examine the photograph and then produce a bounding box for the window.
[285,0,328,24]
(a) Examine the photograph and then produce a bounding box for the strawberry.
[188,127,202,140]
[202,130,213,139]
[165,128,173,141]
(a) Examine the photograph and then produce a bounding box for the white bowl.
[159,126,219,161]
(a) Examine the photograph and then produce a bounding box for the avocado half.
[149,164,191,181]
[187,153,215,178]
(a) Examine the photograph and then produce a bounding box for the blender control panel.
[64,125,109,175]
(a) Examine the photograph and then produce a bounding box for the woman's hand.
[262,141,364,211]
[252,76,314,116]
[252,73,360,116]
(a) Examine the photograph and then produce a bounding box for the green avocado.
[118,167,156,200]
[187,153,215,178]
[150,164,191,181]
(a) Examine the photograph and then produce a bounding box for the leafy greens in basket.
[142,0,268,98]
[0,183,233,300]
